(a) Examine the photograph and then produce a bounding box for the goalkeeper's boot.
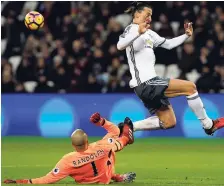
[118,122,125,136]
[122,117,134,144]
[118,117,134,137]
[124,117,134,131]
[112,172,136,183]
[204,117,224,135]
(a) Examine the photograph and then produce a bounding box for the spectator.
[51,39,64,58]
[219,65,224,91]
[61,15,76,45]
[70,39,87,59]
[34,76,53,93]
[178,42,197,74]
[3,11,21,58]
[53,66,70,92]
[218,47,224,65]
[91,49,107,74]
[94,2,111,28]
[1,2,224,93]
[50,55,63,81]
[195,47,211,73]
[16,57,36,82]
[155,13,178,65]
[196,66,218,93]
[206,39,220,68]
[85,74,102,93]
[2,61,13,76]
[15,83,27,93]
[36,57,48,78]
[2,71,15,93]
[194,17,210,50]
[65,56,76,77]
[67,79,81,93]
[104,18,123,50]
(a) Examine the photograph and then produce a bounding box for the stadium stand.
[1,1,224,93]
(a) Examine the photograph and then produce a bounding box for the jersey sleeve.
[31,158,72,184]
[149,30,166,48]
[149,30,189,49]
[99,135,129,153]
[117,24,140,50]
[160,34,189,50]
[102,120,120,139]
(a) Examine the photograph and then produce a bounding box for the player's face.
[138,7,152,25]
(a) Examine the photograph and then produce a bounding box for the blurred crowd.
[1,1,224,93]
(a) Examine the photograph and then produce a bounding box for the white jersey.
[120,24,165,88]
[117,23,188,88]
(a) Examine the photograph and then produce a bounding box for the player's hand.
[4,179,29,184]
[184,22,193,36]
[4,179,16,184]
[90,112,105,126]
[138,22,150,35]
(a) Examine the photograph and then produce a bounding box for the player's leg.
[133,105,176,130]
[155,105,176,129]
[164,79,224,135]
[164,79,197,97]
[133,77,176,131]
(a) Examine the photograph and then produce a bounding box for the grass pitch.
[1,137,224,186]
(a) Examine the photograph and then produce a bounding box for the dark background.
[1,1,224,94]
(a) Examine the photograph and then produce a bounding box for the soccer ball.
[24,11,44,30]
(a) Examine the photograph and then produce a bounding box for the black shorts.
[134,76,170,115]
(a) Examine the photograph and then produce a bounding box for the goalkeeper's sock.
[111,174,123,182]
[133,116,165,131]
[115,136,129,151]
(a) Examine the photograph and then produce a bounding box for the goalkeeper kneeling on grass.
[4,112,136,184]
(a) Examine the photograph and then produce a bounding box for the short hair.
[125,2,152,17]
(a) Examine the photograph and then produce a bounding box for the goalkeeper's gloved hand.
[90,112,105,126]
[4,179,30,184]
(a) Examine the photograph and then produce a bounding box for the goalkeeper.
[4,113,136,184]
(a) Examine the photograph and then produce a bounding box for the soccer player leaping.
[117,2,224,135]
[4,113,136,184]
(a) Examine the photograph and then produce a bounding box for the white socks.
[133,92,212,131]
[133,116,163,131]
[187,92,213,129]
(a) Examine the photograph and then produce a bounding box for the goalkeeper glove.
[4,179,30,184]
[90,112,105,126]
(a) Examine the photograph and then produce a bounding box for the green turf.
[1,137,224,186]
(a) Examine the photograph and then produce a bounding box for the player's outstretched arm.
[29,168,68,184]
[30,157,70,184]
[90,112,120,138]
[4,172,67,184]
[158,22,193,50]
[4,159,70,184]
[117,23,149,50]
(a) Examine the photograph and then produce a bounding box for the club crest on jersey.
[145,39,153,48]
[53,167,60,174]
[108,138,113,144]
